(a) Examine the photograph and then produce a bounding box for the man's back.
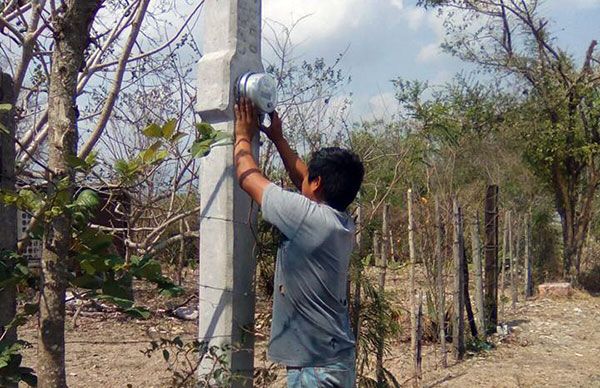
[262,183,356,367]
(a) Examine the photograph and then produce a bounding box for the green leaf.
[74,189,100,210]
[158,284,184,297]
[96,294,134,309]
[0,103,12,112]
[70,274,103,289]
[124,307,150,319]
[153,150,169,163]
[102,280,131,300]
[162,349,170,361]
[0,122,9,134]
[170,132,186,143]
[79,259,96,275]
[65,154,89,170]
[190,140,212,158]
[85,151,98,167]
[195,122,215,138]
[135,259,162,280]
[115,159,129,176]
[162,119,177,139]
[141,141,164,164]
[142,123,163,138]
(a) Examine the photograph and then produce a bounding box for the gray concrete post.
[195,1,262,386]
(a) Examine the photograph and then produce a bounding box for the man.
[234,97,364,387]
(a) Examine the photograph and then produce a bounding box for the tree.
[419,0,600,281]
[38,2,102,386]
[0,72,18,388]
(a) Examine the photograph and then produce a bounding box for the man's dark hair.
[308,147,364,211]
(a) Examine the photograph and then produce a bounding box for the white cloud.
[263,0,367,42]
[262,0,408,44]
[404,7,426,31]
[417,43,442,63]
[367,92,398,120]
[390,0,404,11]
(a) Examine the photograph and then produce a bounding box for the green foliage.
[65,151,97,173]
[466,337,494,354]
[143,337,237,388]
[0,103,12,134]
[0,251,31,290]
[0,341,36,387]
[0,252,37,386]
[191,122,230,158]
[355,279,401,387]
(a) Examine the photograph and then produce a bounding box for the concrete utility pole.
[195,1,263,386]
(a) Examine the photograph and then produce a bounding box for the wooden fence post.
[435,197,447,367]
[375,205,389,386]
[524,213,534,298]
[452,198,465,361]
[472,212,485,336]
[381,204,389,292]
[511,219,519,310]
[352,205,364,341]
[500,210,510,320]
[407,190,420,385]
[415,292,423,388]
[484,185,499,334]
[373,231,380,267]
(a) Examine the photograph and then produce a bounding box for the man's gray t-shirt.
[262,183,356,367]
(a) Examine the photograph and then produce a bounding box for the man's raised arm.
[261,112,308,191]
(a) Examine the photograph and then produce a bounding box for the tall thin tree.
[39,2,102,387]
[483,185,499,333]
[452,198,465,361]
[407,190,420,385]
[472,212,485,336]
[0,71,18,388]
[434,196,447,367]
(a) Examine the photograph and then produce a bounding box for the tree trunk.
[461,218,478,338]
[39,2,101,387]
[553,167,596,284]
[380,204,389,293]
[484,185,499,334]
[407,190,419,384]
[452,199,465,361]
[0,71,18,388]
[389,229,396,262]
[177,219,185,286]
[352,205,364,342]
[434,197,447,367]
[500,211,510,320]
[471,212,485,336]
[375,202,388,387]
[415,292,423,388]
[524,214,534,298]
[511,220,519,310]
[372,231,380,267]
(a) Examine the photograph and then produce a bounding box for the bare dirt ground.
[388,291,600,388]
[18,286,600,387]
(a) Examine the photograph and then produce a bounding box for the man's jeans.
[286,354,356,388]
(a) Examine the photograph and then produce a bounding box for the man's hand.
[234,97,258,141]
[261,111,283,142]
[234,97,271,205]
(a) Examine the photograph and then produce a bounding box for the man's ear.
[312,176,323,194]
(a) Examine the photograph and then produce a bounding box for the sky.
[258,0,600,121]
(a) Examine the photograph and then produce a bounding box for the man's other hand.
[261,111,283,142]
[234,97,258,141]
